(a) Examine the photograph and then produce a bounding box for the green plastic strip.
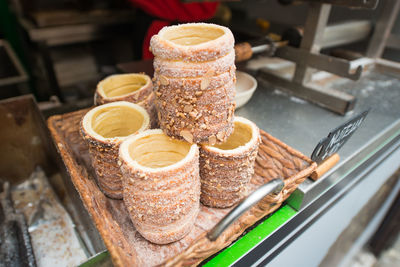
[204,205,296,267]
[79,251,110,267]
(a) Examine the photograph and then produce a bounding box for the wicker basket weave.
[47,109,316,267]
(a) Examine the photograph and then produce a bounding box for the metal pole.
[366,0,400,58]
[293,3,331,84]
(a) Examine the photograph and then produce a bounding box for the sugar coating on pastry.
[153,70,234,91]
[153,49,235,78]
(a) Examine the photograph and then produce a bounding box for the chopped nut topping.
[200,68,214,90]
[195,91,203,96]
[159,75,169,85]
[205,68,215,76]
[189,111,198,118]
[184,105,193,113]
[208,135,217,145]
[217,131,225,141]
[201,77,211,90]
[180,130,193,143]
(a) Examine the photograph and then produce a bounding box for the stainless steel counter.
[236,65,400,210]
[237,67,400,162]
[229,61,400,266]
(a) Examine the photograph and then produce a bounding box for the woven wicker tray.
[47,109,316,267]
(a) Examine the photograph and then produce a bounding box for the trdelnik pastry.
[119,129,200,244]
[80,101,150,199]
[200,116,261,208]
[150,23,236,145]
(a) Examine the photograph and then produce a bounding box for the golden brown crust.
[153,70,236,144]
[85,141,122,198]
[156,102,235,145]
[199,117,261,208]
[155,78,235,106]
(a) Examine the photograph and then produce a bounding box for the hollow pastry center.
[102,76,147,98]
[92,106,144,138]
[129,134,191,168]
[162,26,225,46]
[213,122,252,150]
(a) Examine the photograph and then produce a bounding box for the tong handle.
[207,178,284,241]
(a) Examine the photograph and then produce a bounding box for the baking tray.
[47,108,316,266]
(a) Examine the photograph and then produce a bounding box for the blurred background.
[1,0,400,108]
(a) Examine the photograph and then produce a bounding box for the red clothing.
[129,0,219,59]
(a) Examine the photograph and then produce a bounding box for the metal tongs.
[207,179,284,241]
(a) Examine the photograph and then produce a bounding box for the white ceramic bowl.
[235,71,257,109]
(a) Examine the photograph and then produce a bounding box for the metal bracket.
[276,46,363,81]
[259,3,362,115]
[259,70,356,115]
[366,0,400,58]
